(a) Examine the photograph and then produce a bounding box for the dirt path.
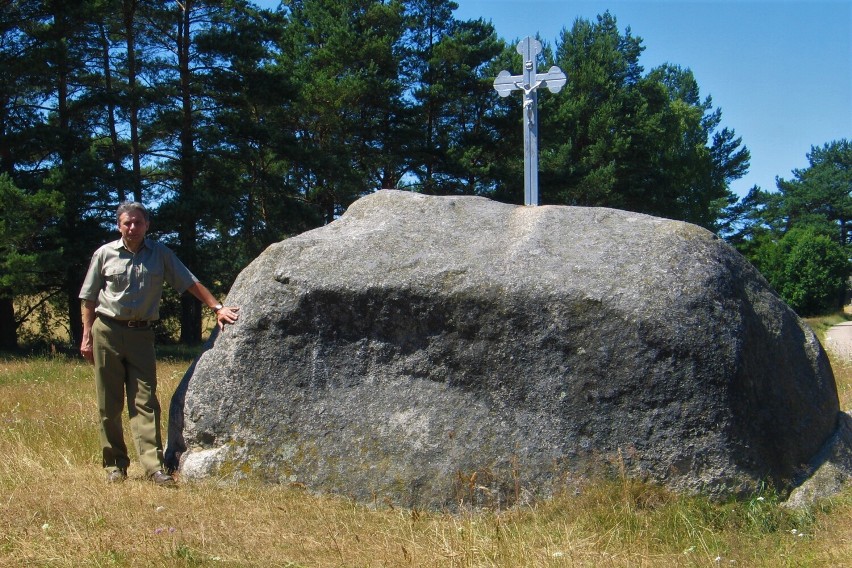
[825,322,852,363]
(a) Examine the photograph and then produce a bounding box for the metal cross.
[493,37,567,206]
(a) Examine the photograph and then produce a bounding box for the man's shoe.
[107,468,127,484]
[150,470,176,487]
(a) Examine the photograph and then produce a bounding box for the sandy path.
[825,322,852,364]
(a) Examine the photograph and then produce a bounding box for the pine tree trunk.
[67,284,83,352]
[175,0,202,345]
[0,297,17,351]
[179,294,202,345]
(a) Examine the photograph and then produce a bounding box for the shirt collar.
[111,237,150,252]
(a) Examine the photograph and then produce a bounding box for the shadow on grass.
[1,340,205,363]
[157,342,207,362]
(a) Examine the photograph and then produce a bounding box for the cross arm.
[493,70,524,97]
[537,66,567,93]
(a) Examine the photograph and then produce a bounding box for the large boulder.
[167,190,840,509]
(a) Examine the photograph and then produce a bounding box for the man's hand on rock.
[216,306,240,331]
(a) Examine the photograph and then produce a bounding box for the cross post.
[493,37,567,206]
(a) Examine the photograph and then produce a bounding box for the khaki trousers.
[92,317,164,476]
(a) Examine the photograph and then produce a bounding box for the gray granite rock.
[167,190,840,509]
[784,412,852,509]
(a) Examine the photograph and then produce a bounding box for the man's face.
[118,210,149,246]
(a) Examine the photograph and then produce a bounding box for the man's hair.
[116,201,149,223]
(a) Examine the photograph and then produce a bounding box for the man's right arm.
[80,300,96,363]
[79,247,104,363]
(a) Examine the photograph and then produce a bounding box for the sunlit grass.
[1,323,851,566]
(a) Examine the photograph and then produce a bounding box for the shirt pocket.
[142,265,165,293]
[104,265,129,293]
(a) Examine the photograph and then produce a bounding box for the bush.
[753,228,850,315]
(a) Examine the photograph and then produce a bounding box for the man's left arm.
[186,282,240,330]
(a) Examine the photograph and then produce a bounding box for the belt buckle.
[128,320,145,328]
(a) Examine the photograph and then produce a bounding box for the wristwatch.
[213,303,223,312]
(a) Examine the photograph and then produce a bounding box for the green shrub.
[752,228,849,315]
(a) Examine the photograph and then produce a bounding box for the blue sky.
[254,0,851,199]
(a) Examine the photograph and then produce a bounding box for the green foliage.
[779,140,852,244]
[779,230,848,315]
[750,228,849,315]
[279,0,411,220]
[726,139,851,316]
[540,12,749,229]
[0,175,64,294]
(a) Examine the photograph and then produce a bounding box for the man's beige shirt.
[79,238,198,321]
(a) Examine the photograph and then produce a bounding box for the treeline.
[0,0,837,351]
[724,140,852,316]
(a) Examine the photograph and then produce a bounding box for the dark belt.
[99,315,150,328]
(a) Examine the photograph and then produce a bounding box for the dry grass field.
[1,318,851,567]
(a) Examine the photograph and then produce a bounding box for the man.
[79,202,239,485]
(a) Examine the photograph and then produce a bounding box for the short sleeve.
[79,248,105,301]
